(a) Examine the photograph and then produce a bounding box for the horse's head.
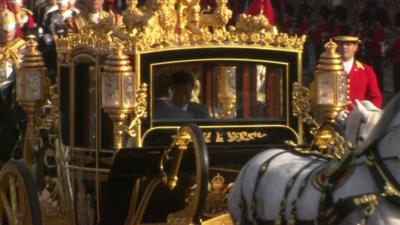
[345,100,382,147]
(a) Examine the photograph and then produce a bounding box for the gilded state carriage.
[0,0,322,224]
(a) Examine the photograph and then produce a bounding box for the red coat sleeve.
[365,65,383,108]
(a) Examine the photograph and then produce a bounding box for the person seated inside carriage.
[153,74,193,120]
[170,70,209,119]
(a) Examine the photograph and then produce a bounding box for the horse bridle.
[317,124,400,225]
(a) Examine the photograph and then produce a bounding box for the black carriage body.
[55,41,304,224]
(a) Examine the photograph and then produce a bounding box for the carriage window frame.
[149,59,290,124]
[136,47,303,147]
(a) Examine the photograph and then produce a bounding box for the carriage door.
[69,52,100,225]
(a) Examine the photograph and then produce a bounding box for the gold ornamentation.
[74,10,118,34]
[382,183,400,197]
[124,83,148,138]
[235,13,276,34]
[227,131,267,143]
[161,130,192,190]
[203,174,233,218]
[185,174,233,219]
[354,194,378,206]
[314,127,352,159]
[202,132,212,143]
[121,0,148,32]
[199,0,232,32]
[0,38,25,70]
[216,132,224,143]
[314,40,348,122]
[37,84,59,132]
[55,0,306,54]
[292,82,320,136]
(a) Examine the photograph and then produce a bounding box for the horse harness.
[237,124,400,225]
[317,124,400,225]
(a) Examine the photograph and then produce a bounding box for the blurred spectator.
[363,6,390,91]
[280,2,294,34]
[388,11,400,94]
[43,0,76,36]
[12,0,35,35]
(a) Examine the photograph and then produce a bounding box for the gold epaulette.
[0,38,26,67]
[355,60,365,70]
[21,8,33,15]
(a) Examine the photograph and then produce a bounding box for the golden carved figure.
[235,13,275,34]
[203,174,233,217]
[199,0,232,32]
[182,0,201,34]
[122,0,148,32]
[156,0,177,38]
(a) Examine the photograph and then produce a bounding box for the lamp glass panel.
[102,74,120,107]
[317,73,335,105]
[123,74,135,107]
[337,73,348,105]
[26,71,42,101]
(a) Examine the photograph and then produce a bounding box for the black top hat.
[333,25,361,43]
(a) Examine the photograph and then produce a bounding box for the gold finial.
[21,35,45,68]
[104,44,132,76]
[316,39,343,72]
[324,39,337,55]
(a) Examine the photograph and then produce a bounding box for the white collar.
[343,57,354,74]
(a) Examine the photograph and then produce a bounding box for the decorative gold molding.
[55,0,306,55]
[227,131,267,143]
[292,82,319,136]
[124,83,148,138]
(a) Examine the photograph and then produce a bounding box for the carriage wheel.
[0,160,42,225]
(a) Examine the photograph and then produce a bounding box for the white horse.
[228,95,400,225]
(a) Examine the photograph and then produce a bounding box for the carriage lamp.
[16,35,48,166]
[101,46,135,149]
[314,40,349,122]
[216,66,237,118]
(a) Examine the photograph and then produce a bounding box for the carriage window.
[152,61,285,121]
[73,59,97,147]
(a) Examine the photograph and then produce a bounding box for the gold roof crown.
[55,1,306,55]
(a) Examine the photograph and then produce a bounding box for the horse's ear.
[356,100,369,118]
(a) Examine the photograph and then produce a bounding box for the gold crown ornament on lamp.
[314,39,349,122]
[16,35,48,167]
[101,45,135,149]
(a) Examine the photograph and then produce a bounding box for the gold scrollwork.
[292,82,319,136]
[55,0,306,55]
[226,131,267,143]
[124,83,148,137]
[203,132,212,143]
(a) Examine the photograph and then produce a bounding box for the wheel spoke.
[9,176,18,219]
[0,188,15,225]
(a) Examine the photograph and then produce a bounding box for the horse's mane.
[357,93,400,155]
